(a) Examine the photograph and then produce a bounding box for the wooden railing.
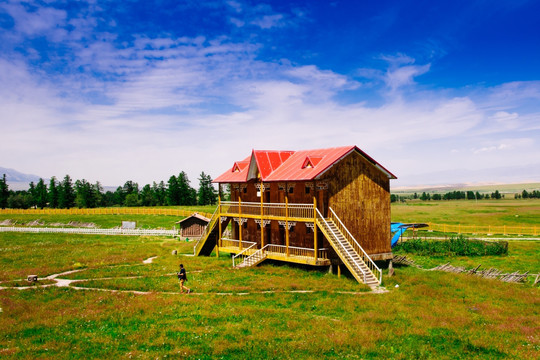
[329,208,382,284]
[315,208,368,284]
[0,207,213,219]
[193,207,219,255]
[426,223,539,236]
[219,201,314,220]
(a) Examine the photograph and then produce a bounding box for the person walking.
[177,264,191,294]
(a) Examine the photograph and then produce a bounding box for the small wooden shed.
[177,213,210,238]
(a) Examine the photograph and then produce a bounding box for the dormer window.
[302,156,323,169]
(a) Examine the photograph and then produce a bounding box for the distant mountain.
[0,167,43,183]
[0,167,46,190]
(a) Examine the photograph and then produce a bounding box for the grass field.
[391,198,540,227]
[1,229,539,359]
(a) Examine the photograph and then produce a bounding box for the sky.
[1,0,539,188]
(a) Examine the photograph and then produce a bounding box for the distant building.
[177,213,210,239]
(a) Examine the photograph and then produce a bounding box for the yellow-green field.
[1,230,539,359]
[391,199,540,227]
[0,202,539,359]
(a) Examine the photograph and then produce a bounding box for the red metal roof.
[213,146,396,183]
[213,156,251,183]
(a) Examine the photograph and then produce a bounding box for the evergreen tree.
[94,182,104,207]
[0,174,9,209]
[152,181,167,206]
[75,179,97,208]
[58,175,76,208]
[48,177,59,208]
[140,184,155,206]
[113,186,125,206]
[35,178,48,208]
[167,175,180,205]
[197,172,217,205]
[178,171,197,205]
[28,181,36,207]
[123,180,139,196]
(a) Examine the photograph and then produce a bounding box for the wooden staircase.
[316,208,381,289]
[193,210,230,256]
[322,220,379,287]
[235,246,268,268]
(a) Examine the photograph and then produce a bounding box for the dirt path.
[0,255,386,295]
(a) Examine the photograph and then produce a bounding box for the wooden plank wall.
[325,151,391,255]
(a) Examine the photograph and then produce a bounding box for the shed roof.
[214,146,396,183]
[176,213,211,224]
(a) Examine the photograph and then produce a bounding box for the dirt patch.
[0,219,14,226]
[67,221,97,228]
[26,220,44,226]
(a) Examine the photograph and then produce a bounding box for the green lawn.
[1,232,538,359]
[391,198,540,227]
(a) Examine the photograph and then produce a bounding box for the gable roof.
[213,145,396,183]
[176,212,211,224]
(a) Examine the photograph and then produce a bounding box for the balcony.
[219,201,316,222]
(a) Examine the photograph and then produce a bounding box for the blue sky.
[1,0,539,188]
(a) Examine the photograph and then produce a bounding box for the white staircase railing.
[315,208,367,284]
[329,208,382,284]
[232,242,258,267]
[235,244,269,268]
[193,207,219,255]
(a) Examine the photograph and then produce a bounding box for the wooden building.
[194,146,396,287]
[177,213,210,239]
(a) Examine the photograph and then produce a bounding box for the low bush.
[395,235,508,256]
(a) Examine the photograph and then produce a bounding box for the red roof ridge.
[214,145,396,183]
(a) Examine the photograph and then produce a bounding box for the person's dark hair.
[180,264,184,268]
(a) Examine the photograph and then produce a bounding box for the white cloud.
[0,2,538,187]
[384,64,431,91]
[250,14,284,29]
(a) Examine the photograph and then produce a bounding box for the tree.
[75,179,97,208]
[491,190,501,199]
[167,175,180,205]
[113,186,125,206]
[152,181,167,206]
[178,171,196,205]
[522,190,529,199]
[48,177,59,208]
[197,172,217,205]
[0,174,9,209]
[58,175,76,208]
[35,178,48,208]
[140,184,155,206]
[124,193,140,207]
[123,181,139,196]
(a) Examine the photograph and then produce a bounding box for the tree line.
[0,172,217,209]
[391,190,509,203]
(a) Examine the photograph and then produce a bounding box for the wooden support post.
[313,195,318,263]
[337,264,341,278]
[260,180,265,248]
[286,194,289,257]
[239,196,243,250]
[217,189,222,258]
